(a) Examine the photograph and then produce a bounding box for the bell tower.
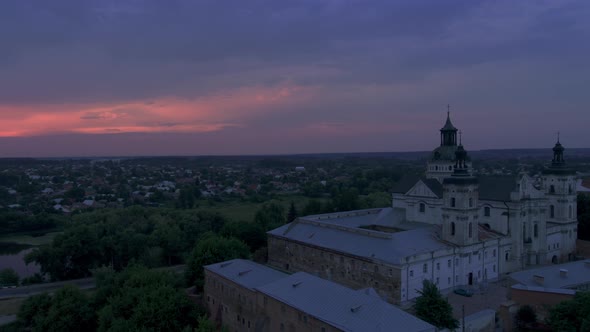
[441,140,479,246]
[427,106,469,183]
[541,135,577,259]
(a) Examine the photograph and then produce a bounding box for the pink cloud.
[0,84,314,137]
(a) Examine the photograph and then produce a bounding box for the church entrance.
[552,255,558,264]
[468,273,473,285]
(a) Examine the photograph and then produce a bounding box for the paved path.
[447,281,510,319]
[0,315,17,327]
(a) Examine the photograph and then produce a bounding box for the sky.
[1,0,589,157]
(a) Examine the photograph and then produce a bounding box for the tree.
[547,291,590,331]
[185,234,250,288]
[95,265,199,332]
[514,305,537,330]
[287,201,298,223]
[17,293,52,331]
[253,201,285,230]
[17,286,95,332]
[414,280,459,330]
[0,268,19,286]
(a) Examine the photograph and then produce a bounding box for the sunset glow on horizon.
[1,1,589,157]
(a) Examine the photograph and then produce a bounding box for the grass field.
[197,195,322,222]
[0,298,24,316]
[0,232,62,246]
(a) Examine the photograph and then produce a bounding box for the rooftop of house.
[510,259,590,290]
[256,271,436,332]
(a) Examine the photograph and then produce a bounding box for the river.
[0,245,41,278]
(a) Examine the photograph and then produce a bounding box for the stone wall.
[267,235,403,304]
[256,292,341,332]
[203,270,260,331]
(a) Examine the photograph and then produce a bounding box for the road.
[0,277,95,300]
[0,264,185,300]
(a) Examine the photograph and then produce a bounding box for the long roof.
[268,208,450,265]
[256,272,436,332]
[204,259,287,290]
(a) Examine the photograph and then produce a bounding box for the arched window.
[505,252,509,261]
[451,222,456,236]
[449,166,452,171]
[550,185,555,193]
[419,203,425,213]
[468,222,472,238]
[484,206,490,217]
[569,185,573,194]
[550,205,555,218]
[534,224,538,238]
[451,197,456,208]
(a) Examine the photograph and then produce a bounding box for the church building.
[267,113,578,304]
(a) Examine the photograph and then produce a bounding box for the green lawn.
[0,232,62,246]
[196,195,320,222]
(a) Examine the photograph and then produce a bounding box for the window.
[451,222,456,236]
[493,265,496,272]
[505,252,509,261]
[569,206,573,219]
[437,262,440,271]
[447,259,451,268]
[451,197,456,207]
[493,249,496,257]
[280,323,285,331]
[550,185,555,193]
[448,277,451,285]
[550,205,555,218]
[468,222,473,238]
[455,258,459,266]
[484,206,490,217]
[469,198,473,208]
[410,270,414,277]
[569,185,573,194]
[534,224,538,238]
[436,277,439,284]
[419,203,425,213]
[423,264,428,273]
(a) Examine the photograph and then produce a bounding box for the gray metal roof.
[269,208,450,265]
[256,272,436,332]
[478,176,518,201]
[423,178,444,197]
[204,259,287,290]
[392,176,443,197]
[510,260,590,289]
[391,175,421,194]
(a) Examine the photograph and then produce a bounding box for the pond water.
[0,244,40,278]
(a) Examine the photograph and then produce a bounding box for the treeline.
[25,207,227,281]
[12,266,217,332]
[0,211,62,234]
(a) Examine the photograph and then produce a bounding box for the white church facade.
[267,114,578,304]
